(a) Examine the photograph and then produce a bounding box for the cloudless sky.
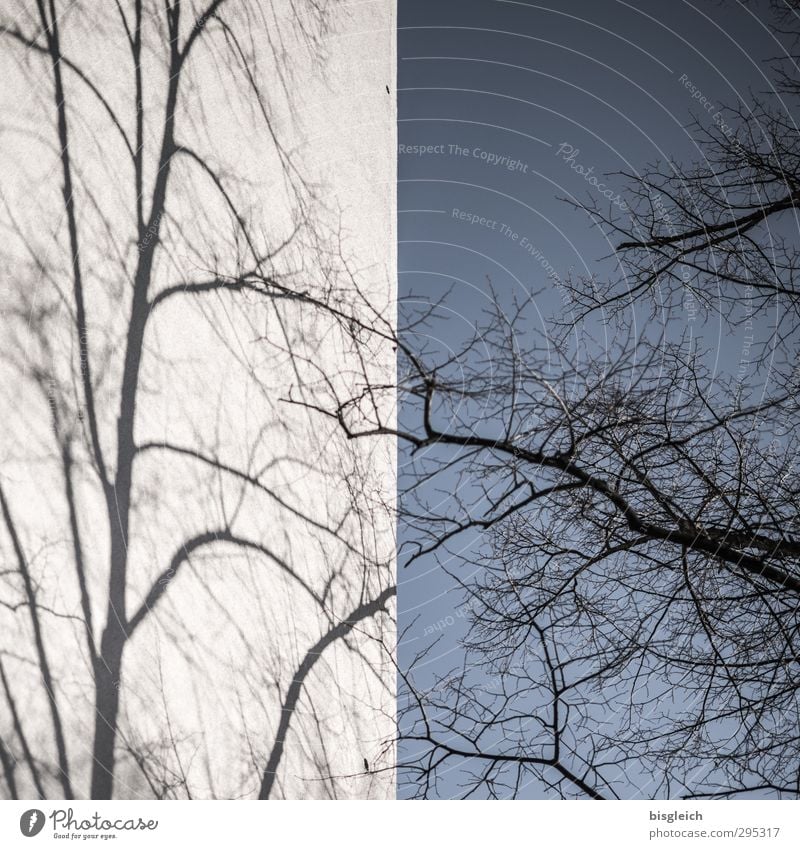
[397,0,786,798]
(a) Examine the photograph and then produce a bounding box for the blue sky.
[396,0,786,798]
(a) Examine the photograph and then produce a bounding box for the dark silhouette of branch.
[127,528,322,636]
[259,584,395,798]
[34,0,110,494]
[0,732,18,799]
[0,484,72,798]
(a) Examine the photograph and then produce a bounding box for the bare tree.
[564,0,800,358]
[311,1,800,799]
[0,0,395,800]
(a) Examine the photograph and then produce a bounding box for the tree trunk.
[90,626,125,799]
[90,507,131,800]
